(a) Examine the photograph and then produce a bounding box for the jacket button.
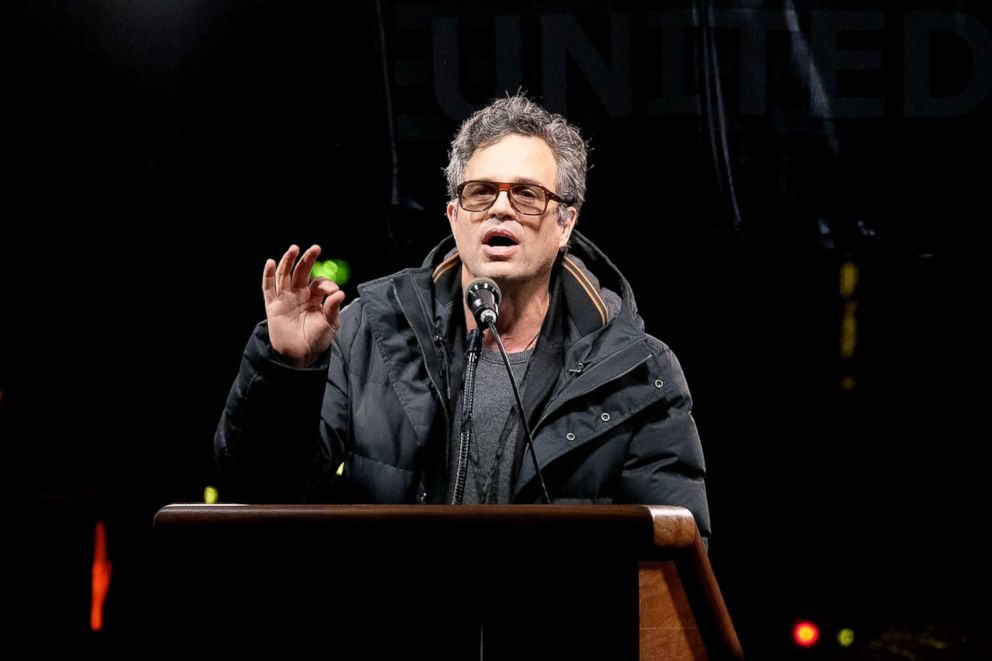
[655,379,664,388]
[600,412,610,422]
[565,432,576,441]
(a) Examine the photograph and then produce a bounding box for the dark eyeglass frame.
[456,180,570,216]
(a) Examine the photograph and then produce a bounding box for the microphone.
[465,277,501,327]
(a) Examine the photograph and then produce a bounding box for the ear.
[446,200,458,231]
[558,206,577,249]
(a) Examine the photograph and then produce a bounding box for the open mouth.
[482,230,519,248]
[486,235,517,247]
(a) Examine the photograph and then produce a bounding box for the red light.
[91,520,112,632]
[794,621,820,647]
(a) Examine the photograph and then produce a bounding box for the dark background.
[3,1,990,658]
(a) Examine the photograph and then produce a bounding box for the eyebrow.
[471,177,545,187]
[509,177,544,186]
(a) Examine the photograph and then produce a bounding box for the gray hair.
[445,93,588,225]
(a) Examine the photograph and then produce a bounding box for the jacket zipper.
[391,281,451,503]
[433,319,451,401]
[433,321,453,491]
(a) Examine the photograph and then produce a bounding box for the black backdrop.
[3,1,991,658]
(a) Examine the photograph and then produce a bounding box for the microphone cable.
[485,320,551,504]
[451,328,482,504]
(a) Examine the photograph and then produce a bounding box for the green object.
[204,486,219,504]
[311,258,351,285]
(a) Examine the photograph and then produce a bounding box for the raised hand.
[262,244,345,367]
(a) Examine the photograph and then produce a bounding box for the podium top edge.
[153,503,697,548]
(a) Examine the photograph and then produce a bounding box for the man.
[215,93,710,541]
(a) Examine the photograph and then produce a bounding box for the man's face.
[447,134,576,287]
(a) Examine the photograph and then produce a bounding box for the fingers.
[261,258,277,305]
[292,244,322,291]
[267,244,323,297]
[322,290,346,326]
[275,244,299,294]
[310,277,339,297]
[312,277,346,325]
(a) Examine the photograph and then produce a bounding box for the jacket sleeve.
[213,320,337,502]
[617,344,712,543]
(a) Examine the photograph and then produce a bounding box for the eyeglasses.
[456,180,569,216]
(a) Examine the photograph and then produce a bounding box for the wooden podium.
[153,504,741,660]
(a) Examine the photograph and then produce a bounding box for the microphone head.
[465,277,501,327]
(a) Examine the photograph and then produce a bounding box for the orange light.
[90,519,112,632]
[794,621,820,647]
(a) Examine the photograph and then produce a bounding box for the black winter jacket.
[215,231,711,540]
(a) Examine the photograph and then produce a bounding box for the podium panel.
[153,504,741,660]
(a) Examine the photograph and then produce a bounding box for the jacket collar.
[421,229,638,344]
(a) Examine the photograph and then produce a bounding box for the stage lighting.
[794,621,820,647]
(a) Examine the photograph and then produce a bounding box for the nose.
[489,189,516,217]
